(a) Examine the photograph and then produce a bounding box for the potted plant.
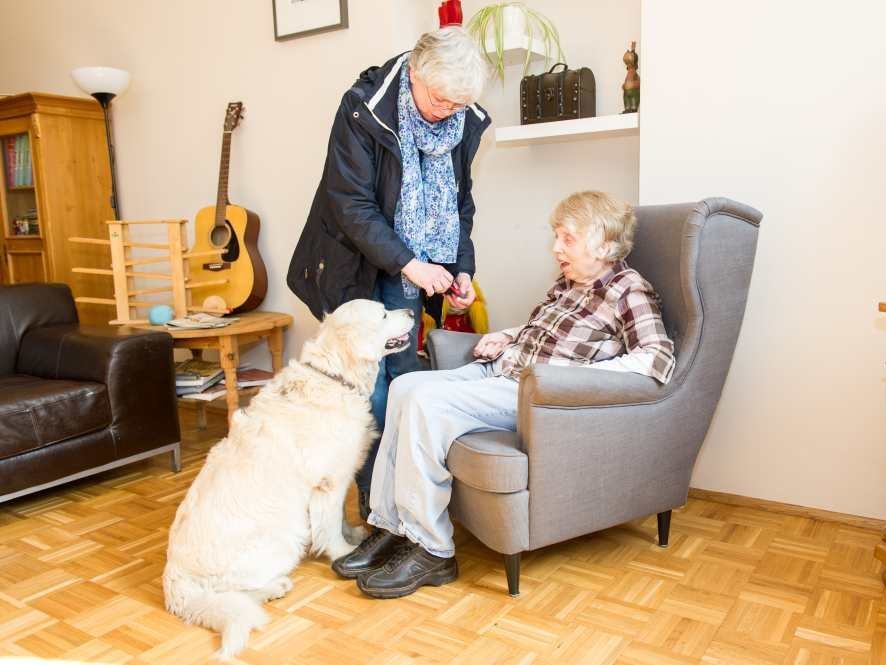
[466,2,565,81]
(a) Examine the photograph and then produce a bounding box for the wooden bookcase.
[0,92,115,324]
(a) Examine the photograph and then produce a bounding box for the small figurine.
[622,41,640,114]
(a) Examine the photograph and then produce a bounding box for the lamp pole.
[71,67,130,221]
[92,92,120,219]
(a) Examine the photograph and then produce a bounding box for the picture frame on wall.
[273,0,349,41]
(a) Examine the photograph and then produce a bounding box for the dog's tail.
[164,567,268,660]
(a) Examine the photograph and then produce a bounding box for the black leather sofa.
[0,283,181,502]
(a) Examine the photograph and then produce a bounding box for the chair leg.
[170,443,182,472]
[504,553,521,597]
[657,510,671,548]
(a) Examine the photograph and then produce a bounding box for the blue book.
[13,136,21,187]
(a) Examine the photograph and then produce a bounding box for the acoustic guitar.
[188,102,267,313]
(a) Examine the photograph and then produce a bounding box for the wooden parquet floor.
[0,409,883,664]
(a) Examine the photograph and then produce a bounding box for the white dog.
[163,299,414,659]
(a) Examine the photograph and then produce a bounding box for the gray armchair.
[427,197,762,596]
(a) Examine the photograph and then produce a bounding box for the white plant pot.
[501,5,527,41]
[483,5,546,66]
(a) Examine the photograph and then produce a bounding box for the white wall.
[639,1,886,518]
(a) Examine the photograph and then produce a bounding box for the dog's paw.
[265,576,293,601]
[327,542,357,561]
[343,523,368,546]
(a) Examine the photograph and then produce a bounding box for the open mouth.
[385,333,410,350]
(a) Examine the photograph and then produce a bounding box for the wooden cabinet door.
[0,116,44,284]
[4,236,47,283]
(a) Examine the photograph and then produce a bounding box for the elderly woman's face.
[409,70,465,123]
[552,225,613,286]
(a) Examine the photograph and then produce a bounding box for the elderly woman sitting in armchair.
[334,190,677,599]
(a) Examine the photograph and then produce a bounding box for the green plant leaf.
[466,1,564,83]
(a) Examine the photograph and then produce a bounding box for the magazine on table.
[166,313,239,329]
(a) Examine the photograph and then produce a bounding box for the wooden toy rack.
[69,219,228,325]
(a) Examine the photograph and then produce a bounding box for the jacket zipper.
[363,103,401,153]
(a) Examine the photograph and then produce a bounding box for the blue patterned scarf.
[395,63,465,297]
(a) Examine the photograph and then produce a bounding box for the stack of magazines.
[175,359,224,396]
[177,364,275,402]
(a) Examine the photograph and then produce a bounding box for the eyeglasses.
[420,80,466,114]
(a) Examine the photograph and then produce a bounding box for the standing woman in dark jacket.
[287,27,491,516]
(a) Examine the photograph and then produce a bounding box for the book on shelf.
[4,135,33,189]
[175,359,223,387]
[176,372,224,396]
[178,386,228,402]
[223,367,275,388]
[4,138,14,189]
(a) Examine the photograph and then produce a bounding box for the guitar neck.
[214,131,232,228]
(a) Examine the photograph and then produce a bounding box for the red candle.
[438,0,463,27]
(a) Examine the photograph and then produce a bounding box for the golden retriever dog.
[163,299,413,659]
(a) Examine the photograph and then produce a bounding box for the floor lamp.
[71,66,130,220]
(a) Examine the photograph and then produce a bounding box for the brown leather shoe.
[331,528,406,579]
[356,542,458,599]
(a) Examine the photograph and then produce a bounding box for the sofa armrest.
[18,324,180,457]
[427,329,482,370]
[518,364,666,408]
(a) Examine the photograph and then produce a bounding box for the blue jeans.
[356,271,424,493]
[367,361,519,557]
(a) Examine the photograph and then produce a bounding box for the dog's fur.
[163,299,413,659]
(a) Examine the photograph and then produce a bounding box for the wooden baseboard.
[688,487,885,531]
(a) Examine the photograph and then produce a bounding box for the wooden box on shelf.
[0,92,115,324]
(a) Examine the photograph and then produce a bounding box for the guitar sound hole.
[210,224,231,248]
[210,220,240,262]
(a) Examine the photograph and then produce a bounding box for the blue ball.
[149,304,175,325]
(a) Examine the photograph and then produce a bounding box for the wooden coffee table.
[126,311,293,427]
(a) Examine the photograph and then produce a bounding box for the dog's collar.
[302,361,366,395]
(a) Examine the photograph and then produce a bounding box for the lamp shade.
[71,67,130,96]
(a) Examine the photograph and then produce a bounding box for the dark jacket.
[287,52,492,320]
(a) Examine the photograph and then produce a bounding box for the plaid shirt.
[495,261,675,384]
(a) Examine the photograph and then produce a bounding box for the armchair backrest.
[0,283,78,376]
[629,197,762,401]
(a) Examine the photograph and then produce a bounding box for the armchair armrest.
[519,364,666,407]
[427,329,482,370]
[516,364,690,551]
[18,324,180,457]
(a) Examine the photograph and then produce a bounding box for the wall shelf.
[484,37,547,67]
[495,113,639,144]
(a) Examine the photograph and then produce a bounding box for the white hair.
[550,191,637,262]
[409,27,488,105]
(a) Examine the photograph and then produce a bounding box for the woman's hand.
[473,331,513,360]
[445,272,475,309]
[402,259,453,297]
